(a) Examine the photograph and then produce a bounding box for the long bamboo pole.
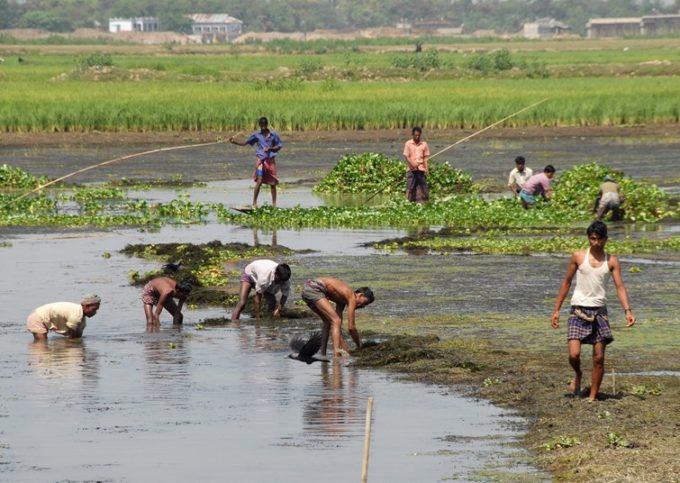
[361,396,374,483]
[12,139,227,203]
[364,97,551,202]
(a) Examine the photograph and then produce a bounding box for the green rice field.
[1,38,680,132]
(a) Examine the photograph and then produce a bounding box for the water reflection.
[303,362,363,438]
[142,330,191,404]
[252,228,277,247]
[27,338,100,403]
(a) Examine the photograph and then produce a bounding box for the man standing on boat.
[229,117,282,208]
[551,221,636,402]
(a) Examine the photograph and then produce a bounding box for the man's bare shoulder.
[571,249,586,263]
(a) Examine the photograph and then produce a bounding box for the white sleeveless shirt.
[571,248,610,308]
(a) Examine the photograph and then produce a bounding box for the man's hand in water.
[273,306,282,318]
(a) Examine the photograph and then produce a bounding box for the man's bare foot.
[568,374,582,396]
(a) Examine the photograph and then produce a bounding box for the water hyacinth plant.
[313,152,474,196]
[552,162,671,222]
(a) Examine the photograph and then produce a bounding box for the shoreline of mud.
[2,124,679,147]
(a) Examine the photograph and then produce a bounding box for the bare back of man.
[301,277,374,359]
[142,277,190,326]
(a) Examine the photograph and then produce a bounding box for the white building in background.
[109,17,160,33]
[188,14,243,42]
[523,18,571,39]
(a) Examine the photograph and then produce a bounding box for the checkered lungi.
[567,306,613,345]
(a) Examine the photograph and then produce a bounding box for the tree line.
[0,0,678,35]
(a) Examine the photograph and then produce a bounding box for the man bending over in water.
[301,277,375,360]
[142,277,191,326]
[551,221,635,401]
[26,294,101,341]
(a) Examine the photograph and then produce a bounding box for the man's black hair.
[355,287,375,304]
[275,263,291,282]
[544,164,556,174]
[515,156,526,164]
[176,281,192,293]
[587,220,608,239]
[412,126,422,134]
[258,116,269,125]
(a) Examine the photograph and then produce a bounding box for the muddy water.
[0,230,546,482]
[2,135,679,187]
[1,135,678,481]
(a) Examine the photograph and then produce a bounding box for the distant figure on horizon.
[301,277,375,359]
[26,295,101,341]
[142,277,191,326]
[229,116,282,208]
[508,155,533,198]
[551,221,636,402]
[594,175,624,221]
[231,259,291,320]
[403,126,430,203]
[520,164,556,208]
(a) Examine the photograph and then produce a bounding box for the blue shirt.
[245,130,282,160]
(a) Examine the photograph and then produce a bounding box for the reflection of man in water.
[301,277,374,359]
[303,362,359,436]
[26,294,101,341]
[142,277,191,326]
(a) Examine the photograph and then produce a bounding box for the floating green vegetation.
[312,152,474,197]
[375,234,680,256]
[0,164,48,189]
[217,162,672,230]
[121,241,298,306]
[553,162,671,222]
[0,167,210,227]
[215,196,579,230]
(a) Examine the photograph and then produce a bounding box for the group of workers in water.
[24,119,636,401]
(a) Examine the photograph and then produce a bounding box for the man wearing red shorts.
[229,116,282,208]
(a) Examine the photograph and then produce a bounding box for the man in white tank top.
[551,221,636,402]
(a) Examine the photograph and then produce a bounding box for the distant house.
[523,18,571,39]
[641,14,680,36]
[109,17,160,33]
[188,13,243,42]
[586,18,641,38]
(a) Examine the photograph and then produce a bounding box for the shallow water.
[2,135,679,187]
[2,134,679,481]
[0,230,544,482]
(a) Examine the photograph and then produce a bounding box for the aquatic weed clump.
[553,162,671,222]
[121,241,298,306]
[215,196,578,230]
[0,164,48,189]
[374,233,680,256]
[313,152,474,197]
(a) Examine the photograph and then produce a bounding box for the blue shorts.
[519,190,536,205]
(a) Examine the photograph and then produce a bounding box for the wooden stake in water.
[361,396,374,483]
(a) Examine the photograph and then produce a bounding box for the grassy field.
[0,37,679,133]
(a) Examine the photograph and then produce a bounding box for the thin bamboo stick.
[361,396,374,483]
